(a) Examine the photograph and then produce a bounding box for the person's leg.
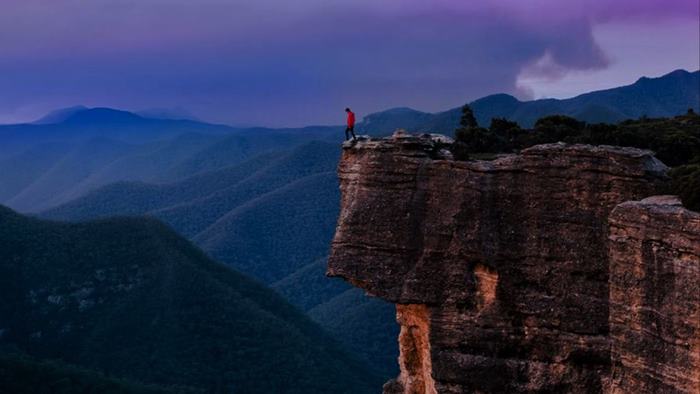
[350,126,356,140]
[345,127,350,140]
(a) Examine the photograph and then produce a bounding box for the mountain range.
[1,106,400,379]
[0,118,339,212]
[360,69,700,134]
[0,106,341,167]
[2,68,698,391]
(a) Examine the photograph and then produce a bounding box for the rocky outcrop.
[327,133,700,393]
[608,196,700,393]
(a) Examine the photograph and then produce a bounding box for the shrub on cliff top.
[452,105,508,159]
[451,111,700,211]
[452,105,478,160]
[669,163,700,212]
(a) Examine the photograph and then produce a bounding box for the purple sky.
[1,0,698,126]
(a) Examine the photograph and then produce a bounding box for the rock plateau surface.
[328,133,699,393]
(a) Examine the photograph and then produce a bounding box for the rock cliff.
[328,133,698,393]
[608,196,699,393]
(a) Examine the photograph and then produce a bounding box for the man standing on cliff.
[345,107,356,141]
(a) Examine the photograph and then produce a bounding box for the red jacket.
[347,111,356,127]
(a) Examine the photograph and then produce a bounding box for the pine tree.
[459,104,478,129]
[452,104,482,160]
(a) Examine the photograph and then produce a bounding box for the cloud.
[0,0,696,126]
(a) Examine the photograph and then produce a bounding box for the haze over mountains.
[44,142,341,280]
[0,106,341,164]
[1,69,698,391]
[0,113,340,212]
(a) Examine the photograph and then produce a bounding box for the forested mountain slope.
[0,206,380,393]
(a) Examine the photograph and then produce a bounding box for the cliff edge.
[328,132,698,393]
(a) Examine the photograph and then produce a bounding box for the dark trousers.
[345,126,356,140]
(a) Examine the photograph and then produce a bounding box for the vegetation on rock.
[452,110,700,210]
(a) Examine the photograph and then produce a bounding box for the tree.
[669,163,700,212]
[459,104,478,129]
[452,105,510,158]
[489,118,521,151]
[452,105,479,160]
[532,115,585,143]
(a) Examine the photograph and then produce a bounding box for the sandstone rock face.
[327,133,682,393]
[609,196,700,393]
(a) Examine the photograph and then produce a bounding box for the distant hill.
[136,107,200,122]
[5,138,135,212]
[61,107,147,125]
[0,206,380,393]
[43,141,343,283]
[0,108,233,156]
[0,142,73,202]
[32,106,89,124]
[272,259,400,379]
[1,126,338,213]
[272,258,351,312]
[147,141,341,238]
[42,152,278,222]
[0,106,341,162]
[44,142,342,271]
[361,69,700,133]
[194,171,340,283]
[308,288,399,380]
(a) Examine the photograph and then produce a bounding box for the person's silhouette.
[345,108,356,141]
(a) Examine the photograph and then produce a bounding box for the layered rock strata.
[327,133,696,393]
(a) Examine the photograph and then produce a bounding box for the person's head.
[345,108,351,113]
